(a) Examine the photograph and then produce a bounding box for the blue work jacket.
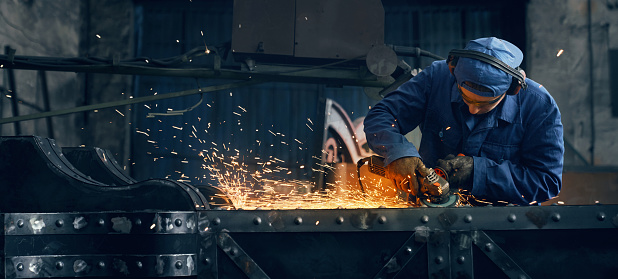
[364,61,564,205]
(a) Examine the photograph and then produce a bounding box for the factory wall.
[527,0,618,168]
[0,0,83,147]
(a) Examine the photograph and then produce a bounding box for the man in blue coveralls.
[363,37,564,205]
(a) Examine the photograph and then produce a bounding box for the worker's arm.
[363,64,434,166]
[472,85,564,205]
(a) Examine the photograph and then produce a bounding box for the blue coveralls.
[363,61,564,205]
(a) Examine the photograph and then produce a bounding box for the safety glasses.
[458,85,504,107]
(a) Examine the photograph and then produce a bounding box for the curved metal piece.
[0,136,207,212]
[63,147,137,186]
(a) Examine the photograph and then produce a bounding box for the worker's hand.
[436,154,473,190]
[385,156,428,196]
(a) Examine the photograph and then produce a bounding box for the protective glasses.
[458,85,504,107]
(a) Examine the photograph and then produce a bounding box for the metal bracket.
[427,230,451,278]
[216,231,270,279]
[373,232,426,279]
[451,231,473,278]
[473,230,530,279]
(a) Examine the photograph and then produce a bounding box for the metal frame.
[4,205,617,278]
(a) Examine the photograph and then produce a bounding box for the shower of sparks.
[132,88,429,210]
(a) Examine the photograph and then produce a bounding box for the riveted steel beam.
[373,232,426,279]
[473,230,530,279]
[216,232,269,279]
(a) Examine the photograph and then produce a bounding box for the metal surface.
[3,212,199,278]
[201,206,618,278]
[294,0,384,60]
[231,0,295,57]
[63,147,137,186]
[1,206,617,278]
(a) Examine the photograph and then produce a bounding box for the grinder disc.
[420,193,459,207]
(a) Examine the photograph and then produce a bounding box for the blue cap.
[453,37,523,97]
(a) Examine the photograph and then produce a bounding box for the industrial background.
[1,0,618,278]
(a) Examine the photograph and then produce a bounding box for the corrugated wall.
[129,0,522,188]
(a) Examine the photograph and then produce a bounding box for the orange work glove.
[385,156,429,196]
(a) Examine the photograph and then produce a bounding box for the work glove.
[435,154,474,190]
[385,156,429,196]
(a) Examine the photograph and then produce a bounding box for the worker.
[363,37,564,205]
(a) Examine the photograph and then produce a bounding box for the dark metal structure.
[1,135,618,278]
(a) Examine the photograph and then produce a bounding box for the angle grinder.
[357,156,459,207]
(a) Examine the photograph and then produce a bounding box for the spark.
[96,34,101,39]
[136,130,150,137]
[306,124,313,131]
[115,109,125,117]
[172,126,183,130]
[556,49,564,57]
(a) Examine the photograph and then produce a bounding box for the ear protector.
[447,49,527,95]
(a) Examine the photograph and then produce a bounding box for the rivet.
[55,261,64,270]
[404,246,412,255]
[336,216,344,224]
[17,219,24,228]
[421,215,429,223]
[97,219,105,226]
[16,263,24,271]
[508,214,517,223]
[378,216,387,224]
[175,260,183,269]
[175,219,183,227]
[203,257,211,266]
[253,217,262,225]
[56,219,64,227]
[484,243,493,252]
[597,212,606,221]
[136,261,143,269]
[463,214,472,223]
[212,217,221,225]
[97,261,105,269]
[457,256,465,264]
[135,218,142,226]
[294,217,303,225]
[230,247,238,256]
[551,213,561,222]
[434,256,443,264]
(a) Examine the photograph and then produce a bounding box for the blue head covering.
[453,37,523,97]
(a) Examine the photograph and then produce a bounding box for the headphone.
[447,49,527,95]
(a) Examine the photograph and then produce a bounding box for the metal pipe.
[0,80,262,125]
[588,0,595,165]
